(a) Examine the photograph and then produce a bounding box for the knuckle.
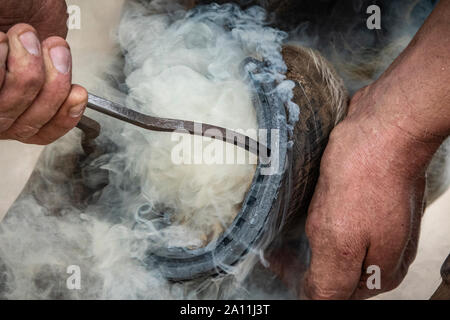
[305,216,322,239]
[42,36,67,46]
[53,117,75,131]
[306,213,342,240]
[328,125,343,143]
[6,23,37,37]
[307,216,363,260]
[69,85,88,103]
[21,69,44,89]
[0,31,7,42]
[327,122,350,148]
[35,132,58,146]
[0,117,15,133]
[305,283,342,300]
[7,122,40,139]
[54,79,72,96]
[43,82,72,108]
[14,67,45,93]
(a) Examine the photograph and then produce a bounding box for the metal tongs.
[76,93,270,158]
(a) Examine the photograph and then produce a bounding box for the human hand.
[0,0,68,40]
[296,0,450,299]
[301,79,443,299]
[0,1,87,145]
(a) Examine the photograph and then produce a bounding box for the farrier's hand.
[269,0,450,300]
[0,0,68,40]
[302,81,442,299]
[275,0,450,299]
[0,1,87,145]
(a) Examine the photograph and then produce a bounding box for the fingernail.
[19,31,41,56]
[0,42,8,66]
[50,46,71,74]
[69,103,86,118]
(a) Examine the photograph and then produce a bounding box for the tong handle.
[76,115,101,140]
[75,93,270,158]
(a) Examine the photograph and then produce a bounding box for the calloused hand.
[0,0,87,145]
[301,82,441,299]
[269,77,443,299]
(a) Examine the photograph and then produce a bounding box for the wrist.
[372,67,448,143]
[369,5,450,142]
[347,84,442,180]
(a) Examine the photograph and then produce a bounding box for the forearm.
[372,0,450,143]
